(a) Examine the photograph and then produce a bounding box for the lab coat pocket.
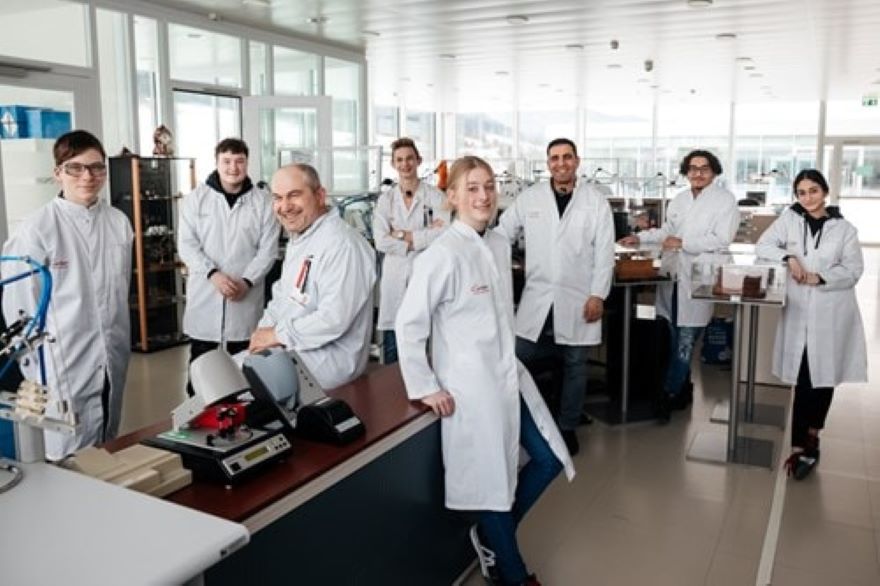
[566,210,592,255]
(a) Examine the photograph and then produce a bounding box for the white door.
[826,138,880,244]
[0,72,99,244]
[241,96,332,186]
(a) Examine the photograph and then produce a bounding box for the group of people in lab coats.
[1,128,868,585]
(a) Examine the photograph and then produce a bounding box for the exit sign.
[863,94,879,107]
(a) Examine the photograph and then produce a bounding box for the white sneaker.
[469,525,498,582]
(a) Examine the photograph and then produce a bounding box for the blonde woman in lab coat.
[396,156,575,586]
[372,137,447,364]
[2,130,133,460]
[756,169,867,480]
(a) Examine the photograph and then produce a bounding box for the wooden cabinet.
[109,156,195,352]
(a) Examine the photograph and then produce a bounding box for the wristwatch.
[393,230,405,240]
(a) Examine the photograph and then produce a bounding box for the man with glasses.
[2,130,133,459]
[496,138,616,455]
[178,138,280,394]
[619,150,739,422]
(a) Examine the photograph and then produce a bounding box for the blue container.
[0,105,31,139]
[25,108,72,139]
[0,414,14,459]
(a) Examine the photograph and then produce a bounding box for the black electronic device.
[242,359,364,446]
[296,397,365,445]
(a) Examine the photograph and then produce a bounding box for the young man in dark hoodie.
[177,138,280,394]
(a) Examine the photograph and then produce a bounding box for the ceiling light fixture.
[565,44,585,51]
[687,0,713,7]
[506,15,530,25]
[715,32,737,40]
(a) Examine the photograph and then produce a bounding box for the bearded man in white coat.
[2,130,133,460]
[178,138,280,395]
[248,164,375,390]
[496,138,616,455]
[619,150,739,422]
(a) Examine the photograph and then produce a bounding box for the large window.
[405,110,436,164]
[583,102,653,189]
[173,91,240,180]
[733,102,819,203]
[250,42,269,96]
[274,46,318,96]
[169,25,242,87]
[456,112,514,159]
[0,0,90,67]
[519,111,578,161]
[325,58,361,147]
[826,100,880,136]
[96,9,135,156]
[134,16,161,156]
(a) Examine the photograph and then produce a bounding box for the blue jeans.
[381,329,398,364]
[516,336,590,431]
[479,397,563,584]
[663,285,703,396]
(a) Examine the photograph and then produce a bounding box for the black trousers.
[791,349,834,449]
[186,338,250,396]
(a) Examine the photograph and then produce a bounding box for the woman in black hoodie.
[756,169,867,480]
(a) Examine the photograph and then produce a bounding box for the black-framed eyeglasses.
[60,162,107,177]
[687,165,713,175]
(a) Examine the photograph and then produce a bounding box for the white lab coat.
[638,183,739,327]
[259,213,376,390]
[2,197,133,459]
[755,206,867,387]
[373,183,449,330]
[178,182,280,342]
[496,181,615,345]
[396,221,575,511]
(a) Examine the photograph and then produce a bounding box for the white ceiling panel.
[154,0,880,110]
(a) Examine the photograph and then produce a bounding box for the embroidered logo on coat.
[470,284,490,295]
[51,258,69,270]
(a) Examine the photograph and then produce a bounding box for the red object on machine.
[191,402,248,432]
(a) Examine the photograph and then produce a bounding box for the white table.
[0,461,249,585]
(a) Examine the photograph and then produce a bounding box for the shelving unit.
[109,156,195,352]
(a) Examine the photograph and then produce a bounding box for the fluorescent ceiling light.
[715,33,737,40]
[506,15,529,25]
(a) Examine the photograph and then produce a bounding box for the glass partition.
[169,24,242,87]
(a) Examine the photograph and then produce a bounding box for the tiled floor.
[118,249,880,586]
